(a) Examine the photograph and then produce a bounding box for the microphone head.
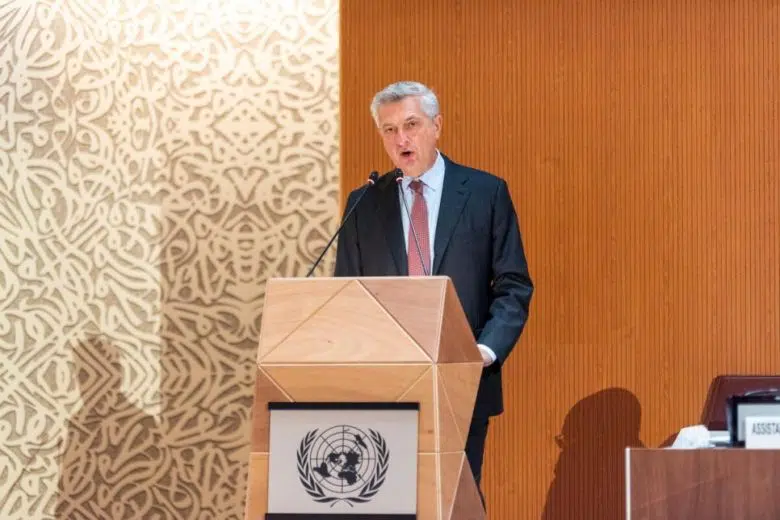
[393,168,403,180]
[368,171,379,184]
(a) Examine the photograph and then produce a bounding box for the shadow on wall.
[541,387,645,520]
[57,334,165,519]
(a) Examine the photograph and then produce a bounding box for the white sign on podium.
[266,402,419,519]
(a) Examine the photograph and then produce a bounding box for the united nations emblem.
[296,425,390,506]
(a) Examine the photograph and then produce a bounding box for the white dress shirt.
[397,150,497,366]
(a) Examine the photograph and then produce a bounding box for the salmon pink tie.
[407,180,431,276]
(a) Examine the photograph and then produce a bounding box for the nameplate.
[745,416,780,448]
[727,393,780,446]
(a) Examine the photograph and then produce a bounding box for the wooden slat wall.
[340,1,780,518]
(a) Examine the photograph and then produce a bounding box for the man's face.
[377,96,442,178]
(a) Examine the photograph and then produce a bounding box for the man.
[334,81,533,499]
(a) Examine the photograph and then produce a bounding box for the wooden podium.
[626,448,780,519]
[245,276,486,520]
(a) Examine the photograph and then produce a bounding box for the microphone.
[395,170,429,276]
[306,171,379,277]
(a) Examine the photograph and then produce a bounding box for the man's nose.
[395,130,409,147]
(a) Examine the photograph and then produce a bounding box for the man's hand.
[477,344,496,367]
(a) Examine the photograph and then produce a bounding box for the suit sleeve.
[333,190,362,277]
[477,179,534,364]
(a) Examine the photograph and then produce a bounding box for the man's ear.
[433,114,443,138]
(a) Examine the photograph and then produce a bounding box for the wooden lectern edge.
[257,361,450,366]
[433,280,448,362]
[267,275,453,282]
[256,357,485,368]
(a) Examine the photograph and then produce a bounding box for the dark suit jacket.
[334,154,533,418]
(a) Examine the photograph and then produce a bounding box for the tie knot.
[409,179,424,194]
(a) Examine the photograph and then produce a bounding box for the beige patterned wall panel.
[0,1,339,518]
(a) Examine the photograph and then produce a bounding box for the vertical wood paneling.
[341,1,780,518]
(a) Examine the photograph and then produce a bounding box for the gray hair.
[370,81,440,127]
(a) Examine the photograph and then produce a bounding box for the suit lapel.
[377,176,407,275]
[432,158,470,275]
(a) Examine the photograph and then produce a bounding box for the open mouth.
[400,150,414,158]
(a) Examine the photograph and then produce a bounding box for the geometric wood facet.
[247,277,486,520]
[438,281,482,364]
[439,452,466,520]
[397,366,437,452]
[418,452,486,520]
[257,278,351,360]
[437,366,467,453]
[360,277,446,360]
[260,279,432,364]
[263,363,429,402]
[439,362,484,450]
[417,453,439,519]
[449,453,486,519]
[244,453,268,520]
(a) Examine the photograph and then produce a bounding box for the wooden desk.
[626,448,780,520]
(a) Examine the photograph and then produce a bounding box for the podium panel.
[266,402,418,517]
[245,277,486,520]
